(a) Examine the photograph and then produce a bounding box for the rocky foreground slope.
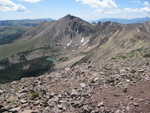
[0,55,150,113]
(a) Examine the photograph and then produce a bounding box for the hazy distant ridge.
[95,17,150,24]
[0,18,54,27]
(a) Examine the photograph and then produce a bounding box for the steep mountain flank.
[21,15,96,49]
[0,15,97,82]
[87,22,150,69]
[0,15,150,82]
[0,15,96,59]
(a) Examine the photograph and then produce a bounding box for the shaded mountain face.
[0,15,150,83]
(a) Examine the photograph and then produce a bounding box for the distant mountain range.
[0,18,54,45]
[0,18,54,27]
[1,17,149,27]
[95,17,150,24]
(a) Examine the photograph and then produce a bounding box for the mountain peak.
[61,14,79,20]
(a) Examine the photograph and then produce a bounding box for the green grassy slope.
[0,26,28,45]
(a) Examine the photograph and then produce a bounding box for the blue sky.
[0,0,150,20]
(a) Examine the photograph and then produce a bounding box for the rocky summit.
[0,15,150,113]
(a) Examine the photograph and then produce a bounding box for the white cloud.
[0,0,26,11]
[76,0,117,8]
[144,1,150,7]
[96,6,150,19]
[76,0,150,19]
[23,0,43,3]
